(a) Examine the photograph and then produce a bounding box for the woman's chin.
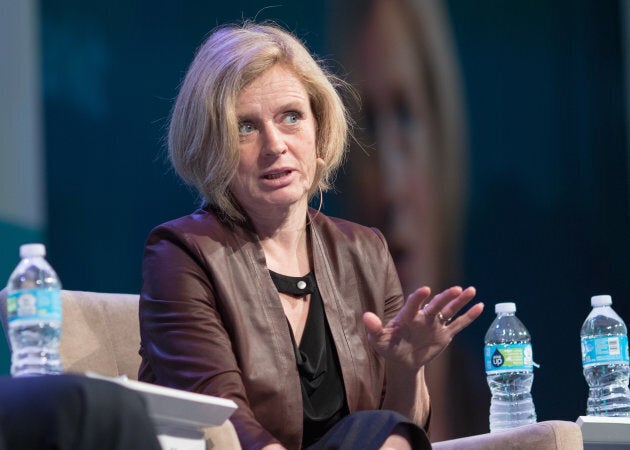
[243,191,309,215]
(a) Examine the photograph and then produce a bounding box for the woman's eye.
[283,112,301,124]
[238,122,255,135]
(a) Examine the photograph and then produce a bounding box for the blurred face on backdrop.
[358,0,443,293]
[230,65,319,218]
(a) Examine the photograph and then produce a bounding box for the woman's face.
[358,0,443,293]
[230,65,318,219]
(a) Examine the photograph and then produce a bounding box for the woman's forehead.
[236,66,311,112]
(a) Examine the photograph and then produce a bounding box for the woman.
[138,22,483,450]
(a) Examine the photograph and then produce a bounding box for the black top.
[269,270,348,448]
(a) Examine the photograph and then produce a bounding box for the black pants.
[0,374,162,450]
[305,410,431,450]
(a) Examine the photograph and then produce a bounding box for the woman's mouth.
[263,170,291,180]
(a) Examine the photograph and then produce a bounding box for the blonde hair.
[168,22,352,222]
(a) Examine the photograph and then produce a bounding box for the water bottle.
[484,302,536,432]
[581,294,630,416]
[6,243,63,376]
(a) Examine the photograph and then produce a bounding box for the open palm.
[363,286,484,371]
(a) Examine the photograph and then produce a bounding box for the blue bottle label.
[7,289,62,323]
[581,335,629,366]
[484,343,534,374]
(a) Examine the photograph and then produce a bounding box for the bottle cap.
[591,295,612,307]
[19,243,46,258]
[495,302,516,314]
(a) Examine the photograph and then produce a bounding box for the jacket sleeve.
[138,226,280,450]
[370,227,431,429]
[370,227,404,323]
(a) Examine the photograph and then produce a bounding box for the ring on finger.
[437,312,453,325]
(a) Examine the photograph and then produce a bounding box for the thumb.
[363,311,383,336]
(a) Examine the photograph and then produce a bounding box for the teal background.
[1,0,629,438]
[41,1,328,293]
[448,0,629,425]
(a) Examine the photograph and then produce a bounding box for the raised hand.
[363,286,484,371]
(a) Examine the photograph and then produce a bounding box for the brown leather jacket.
[138,207,410,449]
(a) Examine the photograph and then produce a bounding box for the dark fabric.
[139,207,421,449]
[270,271,348,448]
[305,410,431,450]
[0,374,161,450]
[269,270,316,297]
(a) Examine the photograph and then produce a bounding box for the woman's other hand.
[363,286,484,371]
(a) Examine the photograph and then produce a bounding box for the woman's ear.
[314,157,326,186]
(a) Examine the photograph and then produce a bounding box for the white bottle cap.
[591,295,612,307]
[19,243,46,258]
[495,302,516,314]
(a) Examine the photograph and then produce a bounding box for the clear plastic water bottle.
[6,243,63,376]
[581,294,630,416]
[484,302,537,432]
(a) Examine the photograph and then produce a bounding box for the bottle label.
[581,335,629,366]
[7,289,62,323]
[484,343,534,374]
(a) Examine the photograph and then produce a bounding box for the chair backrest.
[0,289,245,449]
[0,289,141,379]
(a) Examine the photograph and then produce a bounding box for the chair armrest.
[203,420,242,450]
[432,420,583,450]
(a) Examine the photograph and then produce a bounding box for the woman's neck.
[248,207,307,239]
[247,205,311,276]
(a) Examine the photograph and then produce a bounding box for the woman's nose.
[262,125,288,156]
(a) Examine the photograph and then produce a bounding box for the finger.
[398,286,431,323]
[422,285,463,316]
[446,302,485,334]
[363,311,384,337]
[439,286,477,319]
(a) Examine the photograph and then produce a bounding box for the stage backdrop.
[0,0,628,440]
[449,0,629,429]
